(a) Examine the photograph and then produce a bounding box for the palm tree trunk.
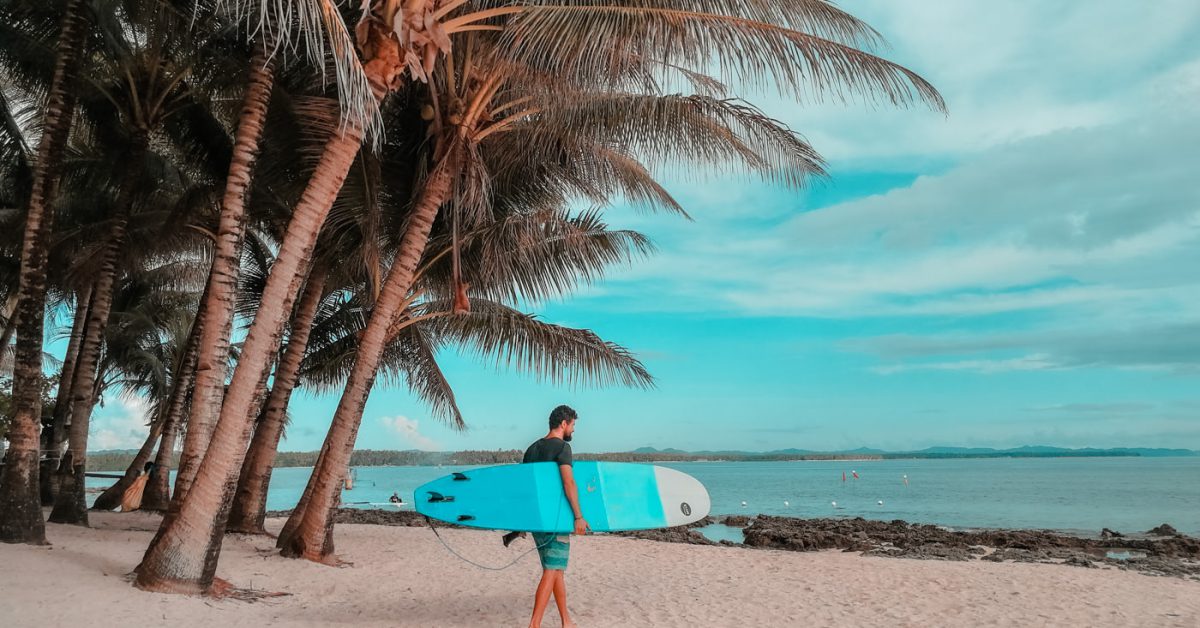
[90,415,163,511]
[48,131,146,524]
[39,287,90,505]
[136,114,367,595]
[280,157,455,562]
[48,133,142,525]
[228,266,328,534]
[0,0,88,545]
[92,312,202,511]
[139,312,204,512]
[275,436,332,548]
[172,48,275,506]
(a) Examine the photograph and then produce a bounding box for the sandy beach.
[2,511,1197,627]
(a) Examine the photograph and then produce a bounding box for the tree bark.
[90,413,163,511]
[140,319,203,512]
[0,0,88,545]
[92,314,201,511]
[171,48,276,506]
[135,71,377,593]
[39,287,90,505]
[280,156,455,562]
[228,266,328,534]
[48,132,143,525]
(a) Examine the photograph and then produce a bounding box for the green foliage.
[0,375,56,444]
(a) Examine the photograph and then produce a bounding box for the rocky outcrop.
[733,516,1199,579]
[1147,524,1179,536]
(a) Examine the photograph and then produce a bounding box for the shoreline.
[275,508,1200,581]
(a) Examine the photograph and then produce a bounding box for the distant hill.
[82,444,1197,471]
[624,445,1198,461]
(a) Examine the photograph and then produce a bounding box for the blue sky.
[90,0,1200,453]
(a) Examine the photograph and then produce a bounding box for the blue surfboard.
[415,462,710,532]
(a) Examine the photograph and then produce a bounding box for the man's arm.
[558,464,589,535]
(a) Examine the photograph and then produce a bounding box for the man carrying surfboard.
[521,404,587,628]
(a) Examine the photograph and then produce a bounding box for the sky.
[90,0,1200,454]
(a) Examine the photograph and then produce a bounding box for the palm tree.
[0,0,90,545]
[138,0,942,591]
[275,23,831,557]
[45,0,249,525]
[169,38,275,506]
[90,270,204,511]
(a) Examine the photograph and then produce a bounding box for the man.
[520,405,587,628]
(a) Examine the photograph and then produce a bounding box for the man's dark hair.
[549,405,577,429]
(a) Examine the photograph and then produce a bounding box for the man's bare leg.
[529,569,557,628]
[552,570,575,627]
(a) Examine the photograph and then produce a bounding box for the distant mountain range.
[81,444,1196,472]
[630,446,1198,458]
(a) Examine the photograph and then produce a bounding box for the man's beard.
[563,433,573,442]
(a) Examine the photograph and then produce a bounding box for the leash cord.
[424,503,567,571]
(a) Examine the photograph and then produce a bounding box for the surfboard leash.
[423,516,558,571]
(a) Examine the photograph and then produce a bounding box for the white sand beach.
[1,511,1197,627]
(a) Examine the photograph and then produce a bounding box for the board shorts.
[533,533,570,571]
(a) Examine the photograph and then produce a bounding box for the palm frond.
[212,0,383,139]
[497,5,945,110]
[423,298,653,389]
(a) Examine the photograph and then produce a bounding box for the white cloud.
[379,415,440,451]
[851,323,1200,375]
[759,0,1200,163]
[871,354,1057,375]
[89,394,153,450]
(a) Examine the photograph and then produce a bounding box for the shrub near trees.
[0,0,941,595]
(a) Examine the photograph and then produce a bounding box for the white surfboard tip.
[654,466,711,527]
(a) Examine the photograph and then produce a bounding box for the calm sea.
[248,457,1200,536]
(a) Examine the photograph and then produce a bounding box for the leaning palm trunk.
[172,48,275,506]
[40,288,91,505]
[275,433,335,548]
[93,317,202,511]
[228,266,328,534]
[280,157,456,562]
[0,0,89,545]
[136,120,371,593]
[90,415,164,511]
[135,12,405,586]
[48,134,143,525]
[141,320,203,512]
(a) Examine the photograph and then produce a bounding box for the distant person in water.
[516,405,587,628]
[389,492,403,504]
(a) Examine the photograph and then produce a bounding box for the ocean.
[241,456,1200,537]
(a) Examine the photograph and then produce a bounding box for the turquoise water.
[270,457,1200,535]
[90,457,1200,535]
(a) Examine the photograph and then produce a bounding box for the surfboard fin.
[457,515,475,522]
[452,472,469,481]
[427,491,455,503]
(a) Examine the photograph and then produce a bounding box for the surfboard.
[415,461,710,532]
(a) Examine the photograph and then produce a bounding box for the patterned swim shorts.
[533,533,570,571]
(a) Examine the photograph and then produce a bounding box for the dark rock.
[1101,528,1123,538]
[616,526,714,545]
[1147,524,1179,536]
[1063,555,1095,568]
[720,515,753,528]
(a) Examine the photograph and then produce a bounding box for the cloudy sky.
[93,0,1200,453]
